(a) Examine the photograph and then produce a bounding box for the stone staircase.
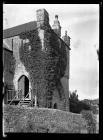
[18,99,31,107]
[8,90,35,107]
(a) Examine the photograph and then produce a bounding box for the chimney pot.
[36,9,49,27]
[55,15,58,19]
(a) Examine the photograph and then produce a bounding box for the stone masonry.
[3,9,71,112]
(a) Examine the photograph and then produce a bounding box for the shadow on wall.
[54,103,57,109]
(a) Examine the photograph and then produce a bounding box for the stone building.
[3,9,71,111]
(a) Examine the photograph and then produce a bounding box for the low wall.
[3,105,87,133]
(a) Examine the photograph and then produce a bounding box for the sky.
[3,4,99,100]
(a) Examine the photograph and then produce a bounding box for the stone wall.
[3,105,87,133]
[11,36,32,98]
[19,23,69,111]
[3,9,70,112]
[3,49,14,86]
[3,48,15,104]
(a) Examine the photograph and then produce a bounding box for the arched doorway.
[54,103,57,109]
[18,75,29,99]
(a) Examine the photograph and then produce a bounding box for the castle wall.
[3,47,15,104]
[3,9,70,111]
[3,48,14,86]
[61,77,69,111]
[18,23,69,111]
[12,36,31,99]
[52,89,65,111]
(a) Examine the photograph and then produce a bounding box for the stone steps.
[19,99,31,107]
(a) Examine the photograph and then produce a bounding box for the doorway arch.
[54,103,57,109]
[18,75,29,98]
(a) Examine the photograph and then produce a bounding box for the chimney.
[36,9,49,28]
[52,15,61,37]
[62,31,70,47]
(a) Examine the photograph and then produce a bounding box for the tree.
[69,90,78,102]
[69,90,91,114]
[81,99,99,114]
[69,90,80,113]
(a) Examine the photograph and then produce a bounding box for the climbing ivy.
[19,28,67,108]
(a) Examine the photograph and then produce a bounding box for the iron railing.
[28,97,34,107]
[18,92,30,106]
[9,94,17,105]
[7,90,16,101]
[9,89,22,105]
[8,88,31,106]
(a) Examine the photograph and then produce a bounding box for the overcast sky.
[3,4,99,100]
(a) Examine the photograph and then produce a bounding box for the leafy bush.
[90,105,99,114]
[69,90,78,102]
[69,91,91,114]
[81,110,97,133]
[69,100,91,114]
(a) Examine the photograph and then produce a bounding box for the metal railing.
[9,94,18,105]
[28,96,38,107]
[7,90,16,101]
[18,92,30,106]
[9,89,22,105]
[28,97,34,107]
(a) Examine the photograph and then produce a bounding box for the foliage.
[19,29,67,108]
[69,90,78,102]
[81,110,97,133]
[81,99,99,114]
[90,105,99,114]
[81,99,99,106]
[69,91,91,114]
[69,100,91,114]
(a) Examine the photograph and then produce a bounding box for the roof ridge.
[3,21,37,39]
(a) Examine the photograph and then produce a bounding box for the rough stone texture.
[3,9,70,111]
[36,9,49,28]
[3,47,16,104]
[3,49,15,85]
[3,105,87,133]
[19,26,69,110]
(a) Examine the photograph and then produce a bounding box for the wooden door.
[18,75,25,99]
[18,75,29,99]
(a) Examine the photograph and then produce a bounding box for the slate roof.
[3,47,13,53]
[3,20,70,50]
[3,21,37,39]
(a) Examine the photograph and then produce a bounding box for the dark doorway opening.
[18,75,29,98]
[54,103,57,109]
[25,76,29,97]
